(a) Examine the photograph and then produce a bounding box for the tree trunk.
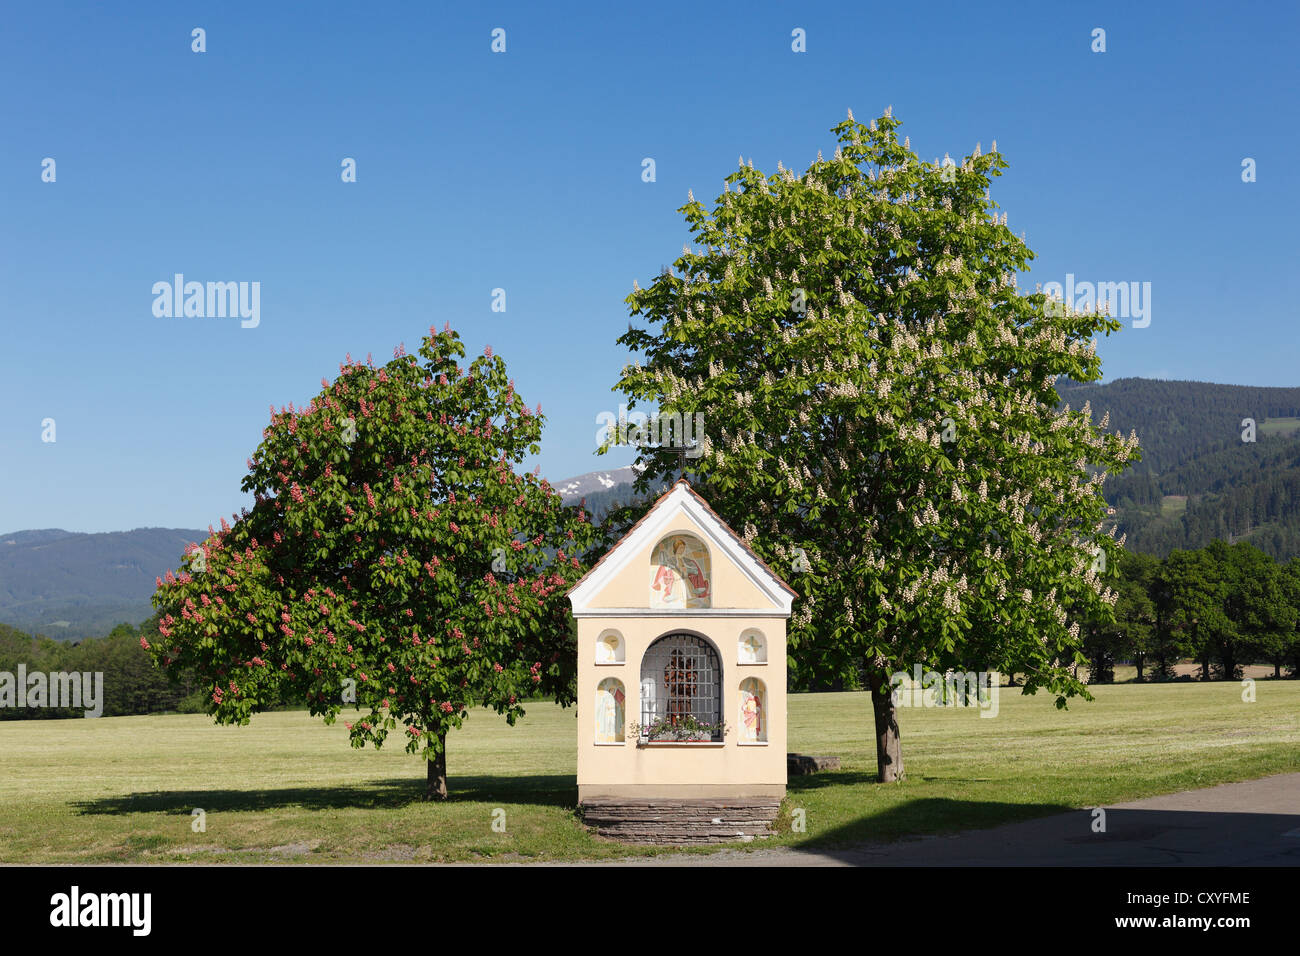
[868,668,904,783]
[1219,644,1237,682]
[1135,655,1145,683]
[1275,662,1282,679]
[426,732,447,801]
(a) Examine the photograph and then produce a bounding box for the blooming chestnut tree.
[149,326,599,799]
[611,109,1140,781]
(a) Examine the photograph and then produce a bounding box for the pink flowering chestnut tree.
[148,326,599,799]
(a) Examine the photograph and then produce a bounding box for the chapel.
[565,479,796,842]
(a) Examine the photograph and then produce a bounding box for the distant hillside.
[1105,431,1300,559]
[0,462,655,639]
[7,378,1300,640]
[0,528,204,639]
[1056,377,1300,475]
[1056,378,1300,559]
[553,465,642,502]
[554,464,668,521]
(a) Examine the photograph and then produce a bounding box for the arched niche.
[595,677,626,744]
[738,628,767,664]
[595,628,625,664]
[738,677,767,743]
[638,632,722,741]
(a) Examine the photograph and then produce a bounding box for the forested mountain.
[1056,378,1300,559]
[1055,377,1300,474]
[0,528,204,638]
[553,465,641,501]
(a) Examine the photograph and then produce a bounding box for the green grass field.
[1159,494,1188,516]
[1259,416,1300,436]
[1,681,1297,863]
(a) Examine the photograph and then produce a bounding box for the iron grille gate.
[639,634,721,741]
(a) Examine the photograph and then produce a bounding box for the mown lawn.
[0,680,1296,863]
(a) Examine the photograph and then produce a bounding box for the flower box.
[632,716,726,744]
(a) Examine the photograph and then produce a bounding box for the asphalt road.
[577,772,1300,866]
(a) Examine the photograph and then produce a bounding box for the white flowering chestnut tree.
[149,326,599,799]
[611,109,1140,781]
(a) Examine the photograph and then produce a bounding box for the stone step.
[787,753,841,774]
[580,799,781,844]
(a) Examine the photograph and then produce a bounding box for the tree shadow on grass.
[784,770,1075,848]
[787,770,881,792]
[783,796,1077,850]
[71,774,578,815]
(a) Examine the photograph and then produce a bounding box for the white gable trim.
[567,484,794,617]
[571,608,792,619]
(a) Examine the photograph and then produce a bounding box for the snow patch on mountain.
[553,464,643,503]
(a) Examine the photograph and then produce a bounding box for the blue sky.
[2,1,1296,533]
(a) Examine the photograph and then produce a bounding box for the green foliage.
[148,327,601,764]
[610,109,1137,707]
[1083,541,1300,682]
[0,616,200,719]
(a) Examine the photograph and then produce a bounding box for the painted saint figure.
[740,679,763,742]
[650,535,711,609]
[596,679,625,743]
